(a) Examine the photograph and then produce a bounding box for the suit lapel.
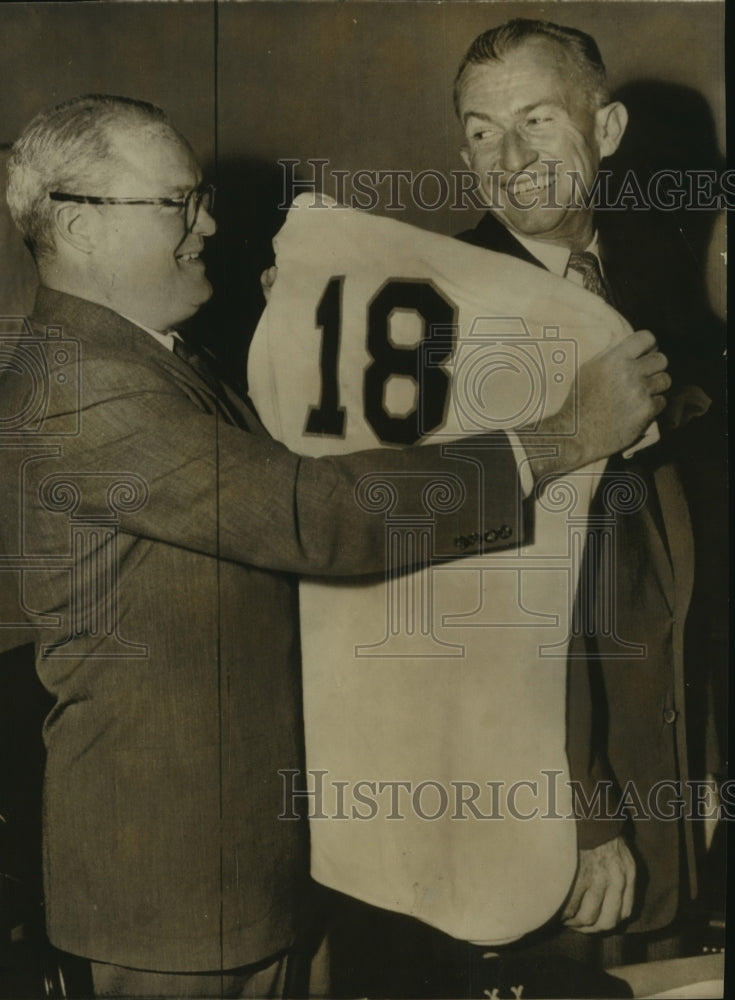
[636,468,677,614]
[169,344,260,432]
[217,377,266,434]
[652,461,694,617]
[459,214,678,594]
[31,288,263,434]
[600,242,687,610]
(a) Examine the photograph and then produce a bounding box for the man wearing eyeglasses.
[0,94,671,998]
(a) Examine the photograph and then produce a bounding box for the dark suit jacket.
[0,287,525,971]
[457,212,699,932]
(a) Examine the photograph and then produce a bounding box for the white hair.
[6,94,180,260]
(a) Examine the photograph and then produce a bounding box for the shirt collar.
[118,314,181,352]
[512,231,603,277]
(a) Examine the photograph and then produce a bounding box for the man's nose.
[499,129,537,173]
[192,205,216,237]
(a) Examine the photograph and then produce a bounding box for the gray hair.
[6,94,178,259]
[453,18,609,117]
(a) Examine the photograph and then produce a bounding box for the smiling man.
[458,35,626,254]
[20,103,215,332]
[453,14,707,974]
[455,20,639,942]
[326,21,708,999]
[456,20,627,254]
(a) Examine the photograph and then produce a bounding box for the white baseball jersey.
[249,195,633,944]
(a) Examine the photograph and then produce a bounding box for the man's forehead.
[458,38,575,111]
[105,124,200,193]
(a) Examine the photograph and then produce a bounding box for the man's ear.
[53,203,97,255]
[595,101,628,159]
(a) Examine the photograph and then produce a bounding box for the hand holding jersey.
[249,197,664,944]
[521,327,667,481]
[258,245,669,481]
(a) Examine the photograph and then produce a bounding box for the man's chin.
[166,282,213,328]
[189,277,214,311]
[493,207,584,245]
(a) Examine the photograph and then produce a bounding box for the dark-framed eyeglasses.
[48,184,216,233]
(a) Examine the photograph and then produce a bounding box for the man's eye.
[526,116,554,127]
[471,128,500,142]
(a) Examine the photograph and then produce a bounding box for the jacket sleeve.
[6,354,527,580]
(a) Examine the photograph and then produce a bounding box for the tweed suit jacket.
[0,287,526,971]
[457,212,697,932]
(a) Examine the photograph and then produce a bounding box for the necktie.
[565,251,609,303]
[172,337,258,429]
[172,337,220,393]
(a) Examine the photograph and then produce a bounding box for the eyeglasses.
[48,184,216,233]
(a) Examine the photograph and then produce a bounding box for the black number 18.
[306,276,457,445]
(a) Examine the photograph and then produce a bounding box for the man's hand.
[523,329,670,481]
[561,836,636,934]
[573,329,670,464]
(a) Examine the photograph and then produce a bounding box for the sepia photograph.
[0,2,728,998]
